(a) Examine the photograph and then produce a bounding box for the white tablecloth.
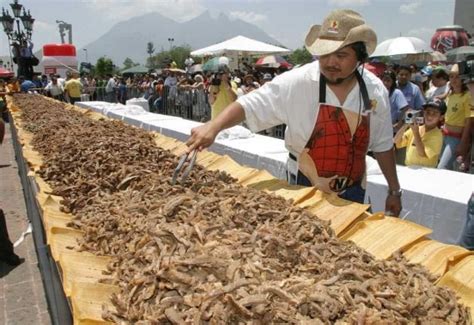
[75,101,472,244]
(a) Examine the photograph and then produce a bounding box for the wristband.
[388,189,402,197]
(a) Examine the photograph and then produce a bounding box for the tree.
[146,42,155,67]
[123,57,139,69]
[95,56,115,77]
[288,46,313,66]
[147,45,192,69]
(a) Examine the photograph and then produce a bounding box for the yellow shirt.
[210,81,238,119]
[397,126,443,168]
[445,92,472,127]
[64,79,82,98]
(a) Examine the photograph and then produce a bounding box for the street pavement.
[0,123,51,325]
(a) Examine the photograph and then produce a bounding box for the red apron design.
[298,71,371,193]
[303,104,369,191]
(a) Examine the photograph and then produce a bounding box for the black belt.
[289,153,297,161]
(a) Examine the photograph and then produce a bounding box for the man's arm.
[186,101,245,152]
[373,149,402,217]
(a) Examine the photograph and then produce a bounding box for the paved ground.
[0,123,51,325]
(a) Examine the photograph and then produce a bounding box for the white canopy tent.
[191,35,290,57]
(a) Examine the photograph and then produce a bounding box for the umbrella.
[371,37,432,57]
[0,67,14,78]
[399,51,447,64]
[188,64,203,74]
[121,65,149,75]
[165,68,186,74]
[202,56,230,72]
[445,46,474,62]
[255,55,292,69]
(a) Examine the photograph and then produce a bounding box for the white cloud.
[34,20,55,31]
[229,11,267,24]
[84,0,205,22]
[406,27,433,42]
[399,1,422,15]
[328,0,370,6]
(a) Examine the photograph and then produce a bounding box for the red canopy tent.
[0,68,14,79]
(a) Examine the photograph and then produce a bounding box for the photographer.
[208,65,237,119]
[394,99,445,168]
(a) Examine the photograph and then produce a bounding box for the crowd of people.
[380,63,472,172]
[0,58,472,174]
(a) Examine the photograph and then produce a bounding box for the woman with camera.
[208,65,237,120]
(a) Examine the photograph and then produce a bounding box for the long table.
[76,101,472,245]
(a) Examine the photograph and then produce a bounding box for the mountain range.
[78,11,284,66]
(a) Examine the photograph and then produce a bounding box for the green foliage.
[147,45,192,69]
[288,46,313,66]
[95,56,115,77]
[123,57,139,69]
[146,42,155,57]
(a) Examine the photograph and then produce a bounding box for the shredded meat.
[13,94,471,324]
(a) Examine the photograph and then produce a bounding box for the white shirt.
[45,82,63,97]
[105,78,116,93]
[425,83,448,99]
[237,61,393,157]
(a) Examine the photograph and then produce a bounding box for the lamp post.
[0,0,37,79]
[167,37,174,51]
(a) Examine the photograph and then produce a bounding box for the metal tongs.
[171,150,198,185]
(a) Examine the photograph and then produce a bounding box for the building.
[454,0,474,44]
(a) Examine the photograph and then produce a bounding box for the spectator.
[64,72,82,104]
[19,76,36,93]
[0,209,22,266]
[457,66,474,249]
[410,64,424,91]
[260,73,273,85]
[118,79,127,104]
[88,76,97,100]
[394,98,445,168]
[6,77,20,93]
[105,74,116,103]
[44,76,64,101]
[184,56,194,73]
[397,65,425,110]
[208,65,237,119]
[425,67,449,99]
[381,70,409,131]
[438,64,472,170]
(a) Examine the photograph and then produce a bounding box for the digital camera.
[405,110,424,124]
[210,74,222,86]
[459,59,474,83]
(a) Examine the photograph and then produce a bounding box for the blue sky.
[0,0,456,57]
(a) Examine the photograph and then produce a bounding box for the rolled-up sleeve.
[237,72,294,132]
[369,86,395,153]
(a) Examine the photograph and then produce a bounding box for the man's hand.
[385,194,402,217]
[186,122,220,152]
[314,175,340,194]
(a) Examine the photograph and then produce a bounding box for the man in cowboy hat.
[186,9,402,216]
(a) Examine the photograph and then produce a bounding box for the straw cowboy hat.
[305,9,377,57]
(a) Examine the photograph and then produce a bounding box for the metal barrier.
[82,86,284,139]
[160,86,211,122]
